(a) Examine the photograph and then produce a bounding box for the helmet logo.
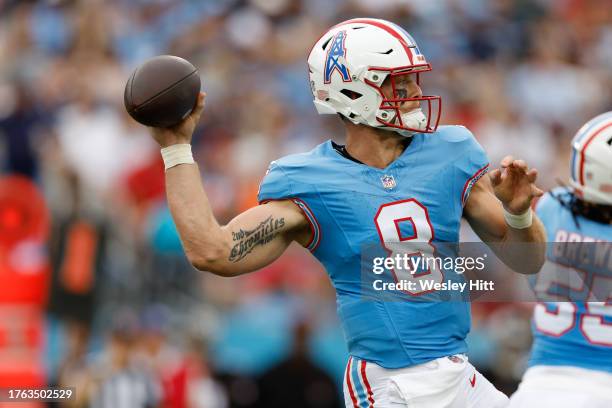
[324,30,351,84]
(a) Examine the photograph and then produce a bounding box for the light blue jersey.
[529,187,612,373]
[258,125,489,369]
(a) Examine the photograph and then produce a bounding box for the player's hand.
[488,156,544,215]
[149,92,206,148]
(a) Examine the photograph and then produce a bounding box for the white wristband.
[160,144,194,170]
[504,208,533,229]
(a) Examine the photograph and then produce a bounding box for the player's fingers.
[489,168,502,186]
[500,155,514,168]
[169,93,205,132]
[527,168,538,183]
[500,168,509,182]
[532,185,545,197]
[193,92,206,115]
[183,93,205,125]
[512,159,528,172]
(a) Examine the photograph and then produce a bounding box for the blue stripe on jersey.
[461,164,489,206]
[350,358,368,408]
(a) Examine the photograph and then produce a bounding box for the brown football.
[124,55,201,128]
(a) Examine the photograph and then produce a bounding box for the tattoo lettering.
[229,216,286,262]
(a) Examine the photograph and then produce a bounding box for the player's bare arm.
[149,93,310,277]
[464,155,547,274]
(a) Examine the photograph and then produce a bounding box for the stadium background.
[0,0,610,406]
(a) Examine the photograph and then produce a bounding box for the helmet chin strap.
[387,109,429,137]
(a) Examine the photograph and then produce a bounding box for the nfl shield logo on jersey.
[381,175,396,190]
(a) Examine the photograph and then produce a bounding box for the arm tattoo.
[228,216,285,262]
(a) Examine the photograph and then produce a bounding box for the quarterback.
[509,112,612,407]
[149,19,546,407]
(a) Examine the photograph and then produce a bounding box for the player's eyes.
[396,77,414,86]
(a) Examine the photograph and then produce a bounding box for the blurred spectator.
[55,321,91,408]
[256,321,341,408]
[85,315,161,408]
[48,172,105,325]
[0,82,51,178]
[184,336,228,408]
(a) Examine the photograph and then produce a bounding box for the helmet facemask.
[364,65,441,136]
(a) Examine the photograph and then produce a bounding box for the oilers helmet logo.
[324,30,351,84]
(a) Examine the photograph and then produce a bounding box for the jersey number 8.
[374,199,443,296]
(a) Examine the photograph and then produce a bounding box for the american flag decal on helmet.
[413,45,426,62]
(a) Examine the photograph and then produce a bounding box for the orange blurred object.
[59,222,97,294]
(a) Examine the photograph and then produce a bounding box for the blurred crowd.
[0,0,610,406]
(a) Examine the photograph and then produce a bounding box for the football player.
[149,19,546,407]
[509,112,612,407]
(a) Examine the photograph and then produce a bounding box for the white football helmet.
[568,111,612,205]
[307,18,441,137]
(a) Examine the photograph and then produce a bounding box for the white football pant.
[509,365,612,408]
[343,354,508,407]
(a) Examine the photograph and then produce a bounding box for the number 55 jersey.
[529,188,612,373]
[257,125,489,369]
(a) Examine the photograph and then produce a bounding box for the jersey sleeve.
[256,160,321,252]
[455,127,490,206]
[257,161,293,203]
